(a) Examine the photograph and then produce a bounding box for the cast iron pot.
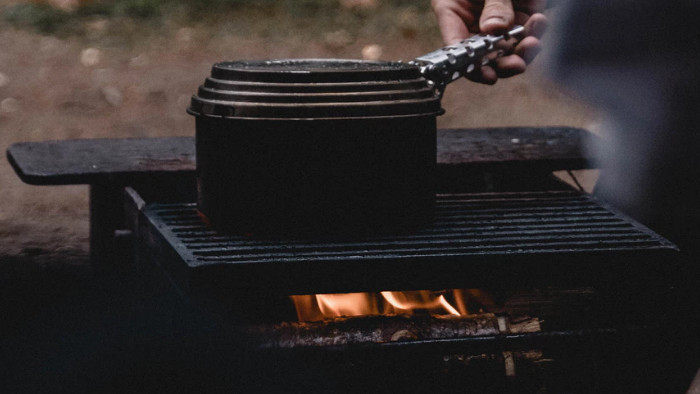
[188,59,442,236]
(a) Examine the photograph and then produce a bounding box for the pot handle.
[412,25,525,94]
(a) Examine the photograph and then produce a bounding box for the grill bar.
[191,236,656,258]
[140,191,678,294]
[185,228,642,250]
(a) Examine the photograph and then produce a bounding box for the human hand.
[431,0,548,84]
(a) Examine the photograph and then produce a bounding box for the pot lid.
[188,59,442,119]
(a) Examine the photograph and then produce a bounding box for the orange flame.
[380,291,461,316]
[291,289,493,322]
[317,293,379,317]
[291,293,379,322]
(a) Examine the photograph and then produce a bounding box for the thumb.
[479,0,514,34]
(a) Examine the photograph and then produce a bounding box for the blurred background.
[0,0,598,262]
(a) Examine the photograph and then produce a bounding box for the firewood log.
[245,314,541,349]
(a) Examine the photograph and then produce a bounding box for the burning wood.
[265,288,541,348]
[245,314,540,349]
[290,289,496,322]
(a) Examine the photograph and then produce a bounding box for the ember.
[290,289,494,322]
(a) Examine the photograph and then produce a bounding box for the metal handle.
[412,25,526,94]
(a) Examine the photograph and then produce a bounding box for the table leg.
[89,183,124,270]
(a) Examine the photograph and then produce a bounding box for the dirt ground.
[0,2,599,262]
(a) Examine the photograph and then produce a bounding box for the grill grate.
[141,191,678,294]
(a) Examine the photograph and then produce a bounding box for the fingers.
[515,36,542,64]
[438,9,472,45]
[465,65,498,85]
[493,54,527,76]
[479,0,515,34]
[513,13,547,64]
[432,0,473,45]
[467,55,526,84]
[523,12,548,39]
[478,11,548,83]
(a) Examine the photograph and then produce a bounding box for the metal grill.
[141,191,678,295]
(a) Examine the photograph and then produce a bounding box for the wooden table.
[7,127,599,266]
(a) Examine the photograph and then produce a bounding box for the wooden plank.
[7,137,195,186]
[6,127,597,186]
[437,127,596,169]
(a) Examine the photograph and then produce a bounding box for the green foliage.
[112,0,162,18]
[1,0,433,38]
[3,3,73,33]
[79,0,171,18]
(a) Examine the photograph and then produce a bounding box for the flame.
[290,292,380,322]
[317,293,379,317]
[380,291,460,316]
[291,289,493,322]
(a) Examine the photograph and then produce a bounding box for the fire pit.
[125,182,685,391]
[8,127,695,391]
